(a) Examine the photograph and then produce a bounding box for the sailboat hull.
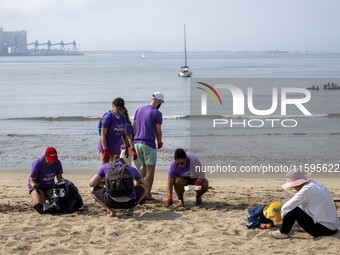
[179,67,192,77]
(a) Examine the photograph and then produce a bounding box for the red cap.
[45,147,58,163]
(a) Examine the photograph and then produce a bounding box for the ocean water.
[0,52,340,171]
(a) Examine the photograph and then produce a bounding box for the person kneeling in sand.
[270,167,339,239]
[166,148,208,207]
[28,147,64,206]
[89,158,147,216]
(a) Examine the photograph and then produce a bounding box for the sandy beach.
[0,170,339,255]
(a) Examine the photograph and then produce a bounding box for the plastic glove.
[157,142,163,149]
[131,148,138,159]
[195,180,202,186]
[166,196,173,207]
[103,149,110,161]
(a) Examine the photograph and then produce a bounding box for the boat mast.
[184,23,187,67]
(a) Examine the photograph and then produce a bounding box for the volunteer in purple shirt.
[166,148,209,207]
[98,97,129,164]
[89,159,148,217]
[28,147,64,206]
[133,92,164,200]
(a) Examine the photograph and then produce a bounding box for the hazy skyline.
[1,0,340,52]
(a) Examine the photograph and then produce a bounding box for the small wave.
[1,113,338,122]
[1,114,190,122]
[3,116,101,122]
[163,115,189,120]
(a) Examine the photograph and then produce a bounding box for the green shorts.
[134,143,157,165]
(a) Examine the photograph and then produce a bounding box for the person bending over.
[166,148,209,207]
[28,147,64,206]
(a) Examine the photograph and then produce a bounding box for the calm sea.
[0,52,339,171]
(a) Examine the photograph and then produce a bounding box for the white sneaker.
[269,230,290,239]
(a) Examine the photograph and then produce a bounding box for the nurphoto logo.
[195,81,312,128]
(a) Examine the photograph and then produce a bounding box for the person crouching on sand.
[166,148,209,207]
[270,167,339,239]
[28,147,64,206]
[89,158,148,217]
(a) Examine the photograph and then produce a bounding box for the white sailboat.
[140,54,145,59]
[178,24,192,77]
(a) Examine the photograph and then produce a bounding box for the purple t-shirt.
[134,105,162,149]
[27,156,63,192]
[98,112,126,155]
[168,154,202,179]
[97,162,142,200]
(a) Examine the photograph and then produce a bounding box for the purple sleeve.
[188,155,203,178]
[168,161,177,179]
[30,159,41,178]
[127,166,142,180]
[156,111,162,125]
[96,165,107,178]
[101,112,112,128]
[54,160,63,175]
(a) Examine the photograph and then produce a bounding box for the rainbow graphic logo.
[196,82,223,106]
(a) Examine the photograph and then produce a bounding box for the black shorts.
[92,185,145,209]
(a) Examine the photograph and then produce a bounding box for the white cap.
[152,91,165,102]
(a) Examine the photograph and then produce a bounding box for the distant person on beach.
[28,147,64,206]
[88,158,147,216]
[133,92,164,200]
[119,107,139,167]
[270,167,339,239]
[166,148,209,207]
[98,98,129,165]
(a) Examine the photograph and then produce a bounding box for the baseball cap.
[152,92,165,102]
[45,147,58,163]
[112,97,125,108]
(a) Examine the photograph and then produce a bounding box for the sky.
[1,0,340,52]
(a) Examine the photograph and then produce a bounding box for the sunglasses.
[176,160,186,166]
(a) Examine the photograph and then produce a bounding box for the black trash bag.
[34,179,83,214]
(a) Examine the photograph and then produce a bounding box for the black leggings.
[280,207,338,237]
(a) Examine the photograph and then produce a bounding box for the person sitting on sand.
[166,148,209,207]
[89,158,147,216]
[270,167,339,239]
[246,202,282,229]
[28,147,64,206]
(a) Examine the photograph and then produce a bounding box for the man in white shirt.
[270,167,339,239]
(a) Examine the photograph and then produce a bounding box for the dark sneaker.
[195,197,202,206]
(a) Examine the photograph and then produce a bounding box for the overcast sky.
[1,0,340,51]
